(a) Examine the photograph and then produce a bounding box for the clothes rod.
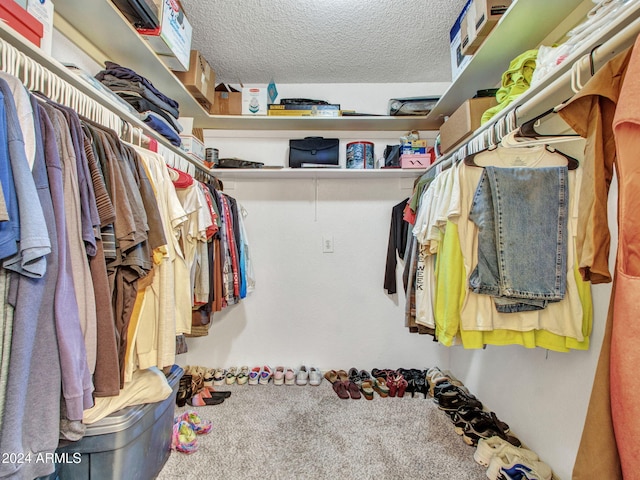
[0,26,211,176]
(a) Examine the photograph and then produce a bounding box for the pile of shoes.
[322,367,431,400]
[176,365,232,407]
[171,411,212,454]
[427,367,554,480]
[188,365,324,387]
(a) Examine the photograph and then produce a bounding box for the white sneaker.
[475,436,538,467]
[308,367,322,386]
[487,451,551,480]
[284,367,296,386]
[296,366,309,385]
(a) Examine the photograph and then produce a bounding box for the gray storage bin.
[53,365,182,480]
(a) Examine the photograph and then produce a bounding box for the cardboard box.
[26,0,53,55]
[210,84,241,115]
[450,0,473,80]
[0,0,43,47]
[474,0,512,38]
[138,0,192,71]
[179,134,205,161]
[439,97,497,153]
[242,87,268,115]
[174,50,216,110]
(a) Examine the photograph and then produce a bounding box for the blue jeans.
[468,166,568,313]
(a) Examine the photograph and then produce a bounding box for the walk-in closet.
[0,0,638,479]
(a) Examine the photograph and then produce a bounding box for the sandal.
[332,380,350,399]
[336,370,349,382]
[225,367,238,385]
[360,380,374,400]
[236,366,250,385]
[346,381,362,400]
[373,378,389,397]
[187,392,225,407]
[176,374,192,407]
[323,370,338,384]
[212,368,226,386]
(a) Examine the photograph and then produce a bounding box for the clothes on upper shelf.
[0,69,252,479]
[95,61,182,146]
[387,144,593,352]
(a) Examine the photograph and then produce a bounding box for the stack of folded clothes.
[95,61,183,146]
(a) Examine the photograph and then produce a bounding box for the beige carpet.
[157,380,487,480]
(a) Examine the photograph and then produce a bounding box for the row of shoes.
[176,366,232,407]
[427,367,553,480]
[203,365,324,387]
[171,411,212,454]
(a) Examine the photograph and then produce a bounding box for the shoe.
[176,374,192,407]
[323,370,338,384]
[187,392,225,406]
[171,420,198,454]
[452,408,510,436]
[225,367,238,385]
[333,380,350,399]
[248,366,261,385]
[436,389,483,412]
[296,366,309,385]
[201,386,232,399]
[284,367,296,385]
[360,380,374,400]
[396,375,408,398]
[476,438,538,476]
[259,366,272,385]
[175,411,212,435]
[273,366,286,386]
[489,451,552,480]
[346,380,361,399]
[348,368,361,385]
[212,368,226,386]
[309,367,323,386]
[336,370,349,382]
[202,368,215,388]
[462,416,521,448]
[236,366,250,385]
[372,378,390,397]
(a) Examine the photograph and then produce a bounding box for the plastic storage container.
[52,365,182,480]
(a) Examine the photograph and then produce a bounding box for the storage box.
[53,365,182,480]
[180,134,205,161]
[474,0,512,38]
[211,84,242,115]
[450,0,473,80]
[174,50,216,110]
[460,5,487,56]
[138,0,192,72]
[26,0,52,55]
[401,154,431,169]
[439,97,497,153]
[242,87,268,115]
[0,0,43,47]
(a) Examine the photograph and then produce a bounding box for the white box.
[138,0,192,72]
[26,0,53,56]
[242,87,268,115]
[179,134,205,161]
[450,0,473,80]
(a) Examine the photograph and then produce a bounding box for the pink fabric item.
[611,35,640,480]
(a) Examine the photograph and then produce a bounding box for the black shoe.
[176,374,193,407]
[462,416,520,447]
[436,389,483,412]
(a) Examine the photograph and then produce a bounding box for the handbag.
[289,137,339,168]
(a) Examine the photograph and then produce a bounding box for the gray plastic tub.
[53,365,182,480]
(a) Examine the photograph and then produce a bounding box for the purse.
[289,137,339,168]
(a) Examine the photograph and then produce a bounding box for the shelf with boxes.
[425,0,587,127]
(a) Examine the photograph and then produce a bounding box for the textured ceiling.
[180,0,469,84]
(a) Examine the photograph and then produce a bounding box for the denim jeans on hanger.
[468,166,569,313]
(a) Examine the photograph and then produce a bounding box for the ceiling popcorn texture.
[180,0,469,84]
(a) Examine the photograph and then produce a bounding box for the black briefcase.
[289,137,339,168]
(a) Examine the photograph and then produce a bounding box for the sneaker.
[273,366,286,386]
[248,366,261,385]
[475,436,537,467]
[296,366,309,385]
[236,366,250,385]
[284,367,296,386]
[489,451,552,480]
[308,367,323,386]
[259,365,272,385]
[225,367,238,385]
[212,368,226,386]
[462,416,521,448]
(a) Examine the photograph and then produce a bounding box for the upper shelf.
[424,0,587,124]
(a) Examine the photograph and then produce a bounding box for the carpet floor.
[157,381,487,480]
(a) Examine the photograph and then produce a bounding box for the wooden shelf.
[209,168,423,179]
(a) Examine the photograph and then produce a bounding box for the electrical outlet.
[322,236,334,253]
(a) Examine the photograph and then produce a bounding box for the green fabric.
[481,49,538,124]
